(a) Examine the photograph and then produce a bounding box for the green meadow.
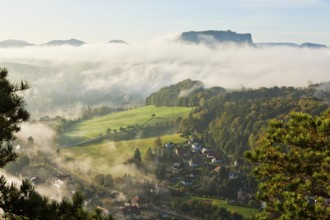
[58,105,192,145]
[61,134,185,174]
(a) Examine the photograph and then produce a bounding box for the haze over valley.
[1,31,329,118]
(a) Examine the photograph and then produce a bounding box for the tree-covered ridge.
[178,85,329,156]
[145,79,226,107]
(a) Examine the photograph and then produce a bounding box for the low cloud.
[179,83,204,97]
[0,36,329,118]
[17,122,56,152]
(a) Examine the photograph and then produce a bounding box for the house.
[188,158,202,167]
[151,184,168,194]
[204,157,214,163]
[214,166,222,173]
[16,144,21,151]
[175,147,191,157]
[191,142,201,152]
[181,180,192,186]
[211,157,222,164]
[237,188,253,201]
[201,147,209,154]
[206,151,217,159]
[181,176,193,186]
[54,178,64,189]
[233,158,243,166]
[164,142,174,149]
[237,188,245,200]
[229,172,240,179]
[96,206,109,215]
[175,148,186,156]
[171,162,184,173]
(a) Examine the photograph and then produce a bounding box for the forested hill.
[145,79,226,107]
[176,84,329,157]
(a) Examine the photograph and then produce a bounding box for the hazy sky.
[1,0,330,45]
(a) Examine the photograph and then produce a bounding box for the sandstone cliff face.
[180,30,253,45]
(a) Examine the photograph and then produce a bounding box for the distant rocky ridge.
[0,38,87,48]
[180,30,253,45]
[43,38,86,47]
[108,40,128,45]
[0,39,34,48]
[180,30,327,48]
[0,31,328,48]
[0,38,128,48]
[300,42,327,48]
[256,42,327,48]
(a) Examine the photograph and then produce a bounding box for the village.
[94,135,258,219]
[96,136,258,219]
[156,137,255,201]
[9,133,258,219]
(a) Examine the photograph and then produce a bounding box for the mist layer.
[1,38,329,117]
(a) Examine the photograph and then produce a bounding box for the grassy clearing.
[59,105,192,144]
[61,134,185,175]
[189,196,259,218]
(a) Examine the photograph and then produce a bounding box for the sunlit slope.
[61,134,185,175]
[59,105,192,145]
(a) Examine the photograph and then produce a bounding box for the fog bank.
[1,38,329,117]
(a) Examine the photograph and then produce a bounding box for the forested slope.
[175,84,330,156]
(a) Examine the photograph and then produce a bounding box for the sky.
[1,0,330,45]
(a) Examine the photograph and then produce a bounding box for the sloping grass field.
[58,105,192,145]
[59,105,191,175]
[61,134,186,175]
